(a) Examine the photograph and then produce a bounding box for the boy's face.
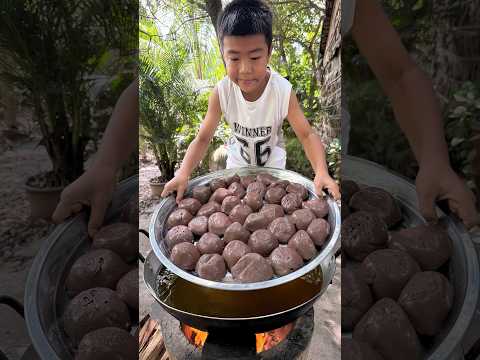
[222,34,271,97]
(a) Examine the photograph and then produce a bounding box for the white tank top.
[217,69,292,168]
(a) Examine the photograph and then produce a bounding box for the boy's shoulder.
[270,69,292,89]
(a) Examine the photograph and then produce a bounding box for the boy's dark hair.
[217,0,273,51]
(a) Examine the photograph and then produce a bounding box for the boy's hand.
[314,172,340,200]
[161,173,189,203]
[416,164,478,229]
[52,166,116,237]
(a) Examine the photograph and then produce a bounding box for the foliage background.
[344,0,480,194]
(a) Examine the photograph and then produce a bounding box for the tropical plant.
[0,0,136,186]
[445,82,480,191]
[139,40,199,181]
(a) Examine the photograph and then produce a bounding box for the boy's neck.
[241,69,271,102]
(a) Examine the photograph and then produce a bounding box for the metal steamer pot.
[342,156,480,360]
[24,177,138,360]
[145,167,340,333]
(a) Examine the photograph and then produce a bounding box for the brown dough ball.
[224,222,250,244]
[341,211,388,262]
[388,223,452,270]
[228,181,246,198]
[248,229,278,256]
[222,240,251,270]
[192,185,212,204]
[353,298,423,360]
[362,249,420,300]
[344,259,367,283]
[178,198,202,216]
[285,214,295,226]
[398,271,453,336]
[246,181,267,198]
[221,195,241,215]
[197,232,225,255]
[281,193,302,214]
[286,183,309,201]
[349,187,402,228]
[307,218,330,246]
[229,203,253,225]
[195,254,227,281]
[92,223,137,262]
[341,338,384,360]
[208,212,232,236]
[188,216,208,236]
[225,173,241,186]
[265,186,287,204]
[210,178,227,192]
[166,208,193,229]
[116,268,139,310]
[243,191,263,212]
[165,225,194,250]
[341,180,360,205]
[342,268,373,331]
[76,327,137,360]
[240,175,257,188]
[269,217,296,244]
[197,202,221,217]
[269,179,290,189]
[66,249,130,296]
[244,212,270,232]
[170,242,201,270]
[231,253,274,283]
[269,247,303,276]
[256,173,277,186]
[288,230,317,260]
[302,198,329,218]
[210,187,233,204]
[120,193,139,226]
[342,200,351,220]
[260,204,285,223]
[63,288,130,344]
[291,208,315,230]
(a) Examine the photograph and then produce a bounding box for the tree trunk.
[205,0,222,35]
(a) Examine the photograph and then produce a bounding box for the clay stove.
[151,301,314,360]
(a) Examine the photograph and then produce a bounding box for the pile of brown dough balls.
[165,172,331,283]
[341,180,454,360]
[63,194,138,360]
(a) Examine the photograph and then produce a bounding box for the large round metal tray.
[149,166,341,291]
[343,155,479,360]
[24,177,138,360]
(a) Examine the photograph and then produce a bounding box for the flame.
[181,324,208,347]
[256,322,295,353]
[181,321,295,353]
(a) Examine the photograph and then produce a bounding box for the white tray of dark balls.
[162,172,331,284]
[341,180,454,360]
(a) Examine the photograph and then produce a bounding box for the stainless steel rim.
[149,166,341,291]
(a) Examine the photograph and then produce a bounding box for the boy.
[161,0,340,203]
[344,0,478,228]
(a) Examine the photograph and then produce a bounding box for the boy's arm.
[286,91,340,199]
[352,0,477,227]
[93,78,139,173]
[161,86,222,202]
[52,79,139,236]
